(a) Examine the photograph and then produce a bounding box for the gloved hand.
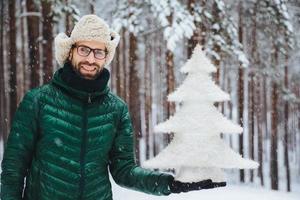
[169,177,226,193]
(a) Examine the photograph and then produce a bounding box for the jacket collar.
[51,62,110,103]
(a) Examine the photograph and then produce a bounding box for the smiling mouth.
[81,65,97,72]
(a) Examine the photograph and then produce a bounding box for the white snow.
[111,180,300,200]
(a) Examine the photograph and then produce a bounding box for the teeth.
[82,65,96,72]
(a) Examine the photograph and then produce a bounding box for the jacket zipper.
[88,94,91,104]
[79,95,91,199]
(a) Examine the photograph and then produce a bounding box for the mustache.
[79,61,100,69]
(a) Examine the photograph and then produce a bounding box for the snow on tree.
[147,0,195,51]
[111,0,144,36]
[112,0,196,52]
[142,44,259,182]
[189,0,249,68]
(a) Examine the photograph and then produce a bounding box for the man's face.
[69,40,107,80]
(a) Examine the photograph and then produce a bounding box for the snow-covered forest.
[0,0,300,198]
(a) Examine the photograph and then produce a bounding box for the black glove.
[169,177,226,193]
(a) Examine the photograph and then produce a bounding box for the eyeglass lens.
[77,45,106,60]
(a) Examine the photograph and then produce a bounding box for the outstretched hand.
[169,178,226,193]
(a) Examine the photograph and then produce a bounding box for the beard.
[72,60,104,80]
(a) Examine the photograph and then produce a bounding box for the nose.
[86,51,96,63]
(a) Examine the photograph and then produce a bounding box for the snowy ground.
[111,180,300,200]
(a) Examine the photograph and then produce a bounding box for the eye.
[78,46,90,55]
[94,49,106,59]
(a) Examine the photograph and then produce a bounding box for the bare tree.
[41,0,53,84]
[115,37,121,96]
[8,0,17,124]
[0,0,8,142]
[248,72,255,182]
[154,31,165,156]
[211,1,221,86]
[165,48,175,119]
[227,76,233,148]
[270,41,279,190]
[26,0,40,88]
[256,75,264,186]
[122,29,128,102]
[283,39,291,192]
[237,1,245,182]
[65,0,74,36]
[144,35,152,160]
[129,32,141,164]
[249,0,264,185]
[89,0,95,14]
[114,29,127,100]
[20,0,28,97]
[248,1,259,182]
[65,0,71,35]
[164,14,176,145]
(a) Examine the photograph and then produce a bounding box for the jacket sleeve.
[1,91,39,200]
[109,104,173,196]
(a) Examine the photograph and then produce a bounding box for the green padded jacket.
[1,66,172,200]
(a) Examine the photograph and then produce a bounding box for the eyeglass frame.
[72,44,108,60]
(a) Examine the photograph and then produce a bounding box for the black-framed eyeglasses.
[73,44,107,60]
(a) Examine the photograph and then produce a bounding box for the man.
[1,15,225,200]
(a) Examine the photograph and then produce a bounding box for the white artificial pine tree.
[143,44,259,182]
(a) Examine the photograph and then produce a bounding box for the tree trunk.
[238,1,245,182]
[270,44,279,191]
[115,38,121,96]
[248,73,255,182]
[165,49,175,119]
[110,51,115,92]
[65,0,73,36]
[26,0,40,88]
[249,2,258,182]
[284,42,291,192]
[0,0,8,142]
[41,0,53,84]
[9,0,17,125]
[164,13,176,145]
[129,32,141,164]
[220,64,226,115]
[20,0,28,97]
[227,76,233,148]
[144,36,151,160]
[154,31,164,156]
[165,12,175,119]
[262,75,268,161]
[256,76,264,186]
[188,0,207,52]
[16,1,23,104]
[187,0,199,57]
[270,81,278,190]
[122,29,128,102]
[211,1,221,86]
[89,0,95,14]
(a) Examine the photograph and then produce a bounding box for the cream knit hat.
[54,14,120,67]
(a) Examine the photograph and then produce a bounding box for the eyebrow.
[77,44,106,51]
